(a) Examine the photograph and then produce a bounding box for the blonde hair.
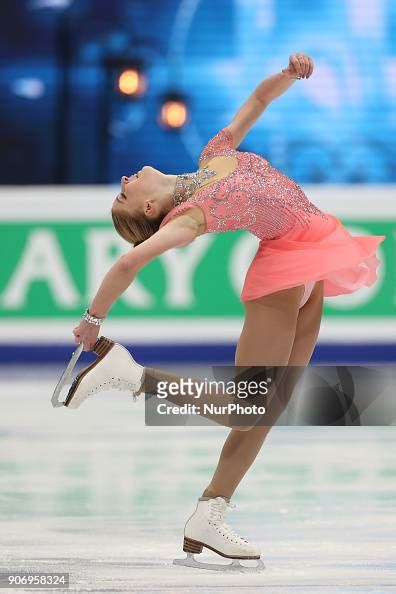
[111,208,163,247]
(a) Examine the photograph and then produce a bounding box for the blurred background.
[1,1,395,591]
[0,0,394,365]
[1,0,396,186]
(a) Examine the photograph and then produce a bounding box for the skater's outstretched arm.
[72,214,198,350]
[92,214,197,317]
[226,53,313,149]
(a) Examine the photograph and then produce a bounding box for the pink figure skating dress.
[159,127,386,308]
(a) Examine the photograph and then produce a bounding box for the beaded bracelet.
[82,308,105,326]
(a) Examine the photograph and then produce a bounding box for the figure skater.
[69,54,386,571]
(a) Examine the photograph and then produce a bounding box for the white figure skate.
[53,336,145,409]
[173,496,265,572]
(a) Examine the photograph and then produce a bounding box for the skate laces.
[86,377,142,400]
[80,348,145,401]
[209,497,249,544]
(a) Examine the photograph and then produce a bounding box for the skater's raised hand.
[73,319,100,352]
[282,53,313,79]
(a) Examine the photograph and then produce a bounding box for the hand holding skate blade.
[51,337,145,409]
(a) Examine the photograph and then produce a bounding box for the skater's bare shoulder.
[119,215,198,271]
[164,206,207,237]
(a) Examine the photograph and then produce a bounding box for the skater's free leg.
[142,366,258,430]
[202,281,324,499]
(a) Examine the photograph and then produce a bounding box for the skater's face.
[113,165,164,221]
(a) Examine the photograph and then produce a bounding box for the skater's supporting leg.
[202,281,324,499]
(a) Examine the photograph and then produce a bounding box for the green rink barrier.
[0,186,394,344]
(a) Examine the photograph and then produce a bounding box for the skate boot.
[63,336,145,409]
[173,496,265,572]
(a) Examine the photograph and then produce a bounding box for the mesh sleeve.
[199,127,235,164]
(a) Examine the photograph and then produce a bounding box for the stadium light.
[158,93,189,130]
[117,67,147,97]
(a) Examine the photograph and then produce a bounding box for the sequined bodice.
[159,127,329,240]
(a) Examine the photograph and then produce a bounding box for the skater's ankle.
[200,489,231,503]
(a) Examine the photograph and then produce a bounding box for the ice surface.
[0,366,395,592]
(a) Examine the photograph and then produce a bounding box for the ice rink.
[1,366,395,593]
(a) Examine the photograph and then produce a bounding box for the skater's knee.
[231,424,255,431]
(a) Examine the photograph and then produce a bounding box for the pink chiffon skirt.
[240,212,386,308]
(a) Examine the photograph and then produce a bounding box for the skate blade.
[173,553,265,573]
[51,343,84,408]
